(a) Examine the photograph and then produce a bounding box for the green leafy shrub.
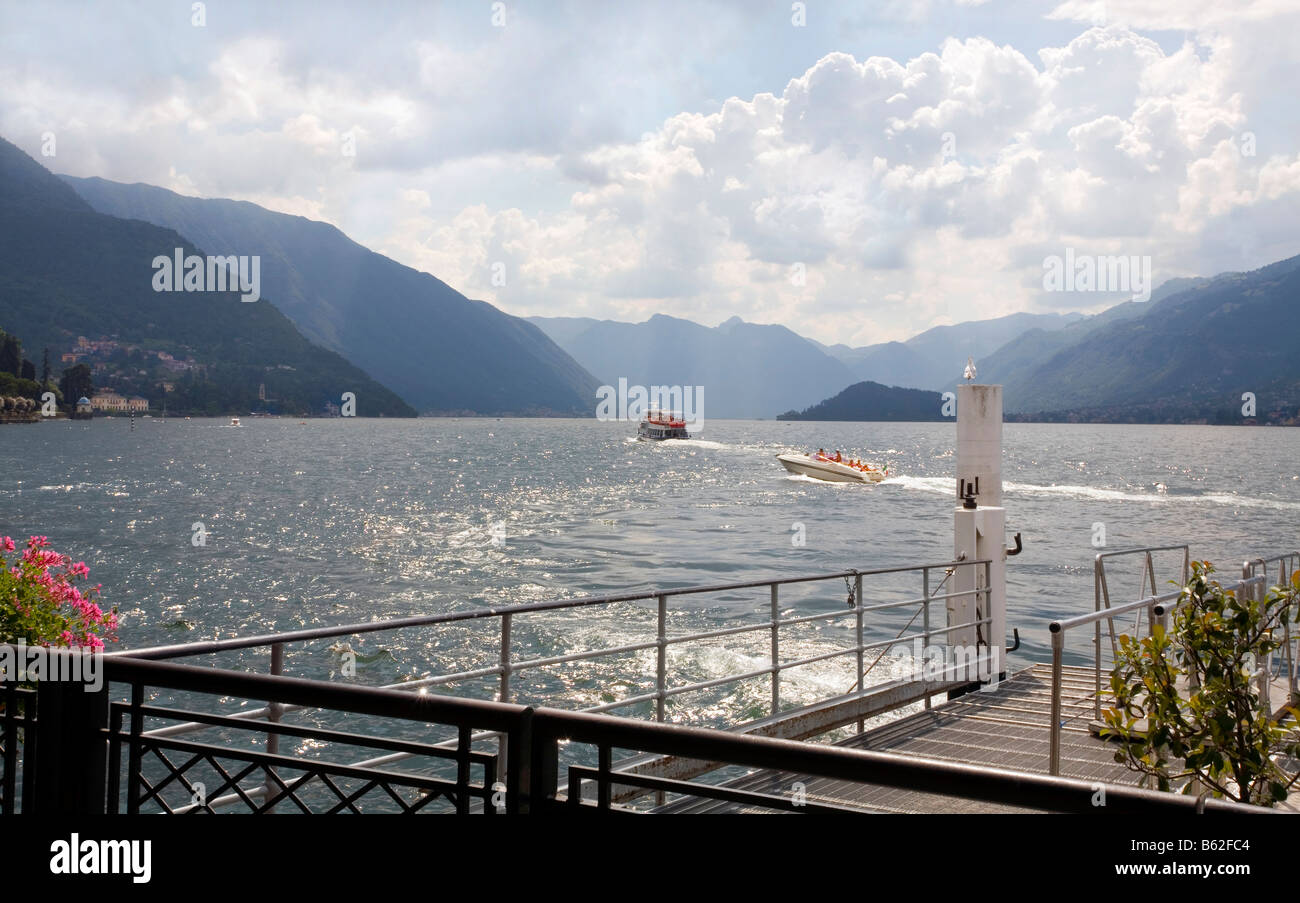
[1102,561,1300,805]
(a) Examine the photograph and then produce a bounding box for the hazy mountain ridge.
[62,175,602,415]
[993,256,1300,421]
[527,313,859,419]
[818,311,1084,390]
[0,137,415,417]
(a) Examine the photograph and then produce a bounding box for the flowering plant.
[0,536,118,650]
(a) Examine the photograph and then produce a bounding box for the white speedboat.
[229,416,241,427]
[777,453,887,483]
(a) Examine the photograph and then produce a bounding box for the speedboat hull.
[776,453,885,483]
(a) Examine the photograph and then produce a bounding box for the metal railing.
[537,704,1266,815]
[1049,547,1300,776]
[0,682,36,814]
[1093,545,1189,708]
[1245,552,1300,707]
[5,651,1269,815]
[98,558,991,809]
[114,559,990,713]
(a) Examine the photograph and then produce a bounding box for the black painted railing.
[0,649,1267,815]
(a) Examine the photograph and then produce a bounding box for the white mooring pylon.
[950,382,1009,684]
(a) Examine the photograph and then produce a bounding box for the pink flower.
[1,536,117,649]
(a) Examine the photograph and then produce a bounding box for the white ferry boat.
[637,409,689,441]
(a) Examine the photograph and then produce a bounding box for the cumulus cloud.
[384,24,1300,343]
[2,3,1298,345]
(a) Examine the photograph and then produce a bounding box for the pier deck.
[656,662,1140,813]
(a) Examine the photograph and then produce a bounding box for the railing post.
[770,584,780,716]
[499,613,512,793]
[923,567,932,709]
[1097,556,1118,659]
[1048,625,1064,776]
[656,594,667,723]
[264,641,284,810]
[855,571,864,732]
[125,682,143,814]
[33,653,109,814]
[1094,557,1103,721]
[500,613,512,704]
[507,706,532,814]
[528,714,560,814]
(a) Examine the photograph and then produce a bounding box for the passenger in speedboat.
[834,451,842,462]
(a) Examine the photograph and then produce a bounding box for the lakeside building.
[90,391,148,413]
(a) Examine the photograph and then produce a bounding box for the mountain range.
[0,137,414,417]
[526,314,858,419]
[814,311,1083,391]
[4,129,1294,425]
[536,259,1300,424]
[989,257,1300,422]
[61,175,601,415]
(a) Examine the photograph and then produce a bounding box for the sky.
[2,0,1298,346]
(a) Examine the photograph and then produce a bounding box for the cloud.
[2,4,1297,346]
[381,23,1299,344]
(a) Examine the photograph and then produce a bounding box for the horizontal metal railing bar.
[1151,576,1267,618]
[1049,566,1277,776]
[1094,545,1190,562]
[777,644,884,675]
[90,556,996,801]
[508,639,661,673]
[579,619,997,713]
[131,584,991,742]
[438,590,989,676]
[532,709,1267,814]
[564,765,871,813]
[657,666,776,700]
[1247,553,1300,568]
[112,559,991,660]
[583,692,666,714]
[137,611,994,741]
[118,703,496,768]
[121,732,478,806]
[101,655,528,733]
[1050,589,1183,635]
[22,651,1277,814]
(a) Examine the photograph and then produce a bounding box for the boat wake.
[782,473,857,486]
[881,476,1300,511]
[1004,481,1300,510]
[880,476,951,495]
[661,438,726,450]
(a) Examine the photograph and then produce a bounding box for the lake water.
[2,417,1298,722]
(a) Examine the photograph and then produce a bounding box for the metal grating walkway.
[656,663,1141,813]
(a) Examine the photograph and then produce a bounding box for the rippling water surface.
[3,417,1298,723]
